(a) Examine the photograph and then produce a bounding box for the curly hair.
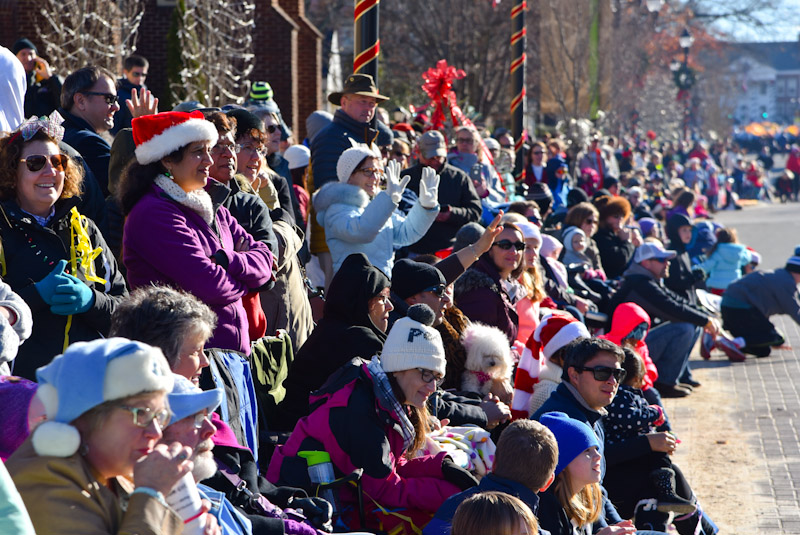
[0,129,83,202]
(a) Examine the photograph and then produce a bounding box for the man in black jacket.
[13,38,62,118]
[401,131,481,254]
[610,242,719,397]
[110,54,148,135]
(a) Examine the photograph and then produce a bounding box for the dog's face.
[481,353,507,374]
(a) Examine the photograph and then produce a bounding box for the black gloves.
[441,456,479,491]
[287,496,333,532]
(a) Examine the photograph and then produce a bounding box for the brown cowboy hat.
[328,73,390,106]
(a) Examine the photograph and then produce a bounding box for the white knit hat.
[337,144,378,182]
[283,144,311,170]
[32,338,174,457]
[380,305,446,376]
[132,111,219,165]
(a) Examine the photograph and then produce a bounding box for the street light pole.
[675,27,695,142]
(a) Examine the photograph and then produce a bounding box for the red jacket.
[600,302,658,390]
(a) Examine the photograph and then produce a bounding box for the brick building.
[0,0,322,140]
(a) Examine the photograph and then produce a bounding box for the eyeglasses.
[236,143,265,156]
[575,365,626,383]
[211,142,237,155]
[81,91,119,105]
[532,151,545,155]
[119,405,171,428]
[421,284,446,297]
[456,137,474,144]
[417,368,445,387]
[264,124,279,134]
[493,240,525,251]
[393,151,409,158]
[357,167,385,177]
[19,154,69,172]
[585,218,598,224]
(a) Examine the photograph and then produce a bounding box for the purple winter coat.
[123,185,274,354]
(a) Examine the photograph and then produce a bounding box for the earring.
[79,443,89,456]
[164,169,173,179]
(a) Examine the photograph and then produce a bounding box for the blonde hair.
[452,492,538,535]
[552,471,603,527]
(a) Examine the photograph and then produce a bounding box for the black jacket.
[110,78,143,135]
[61,108,113,197]
[267,153,303,226]
[611,263,708,327]
[593,227,635,279]
[24,71,61,118]
[400,163,481,253]
[274,253,388,430]
[208,176,278,256]
[665,213,702,305]
[0,198,128,379]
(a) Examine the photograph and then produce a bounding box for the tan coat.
[6,438,183,535]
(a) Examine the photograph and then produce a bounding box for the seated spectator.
[0,114,127,379]
[698,227,751,295]
[610,243,719,397]
[119,111,273,355]
[537,411,636,535]
[721,246,800,358]
[7,338,192,535]
[593,196,638,280]
[60,66,121,196]
[448,125,505,205]
[282,144,311,226]
[561,201,604,271]
[275,253,390,430]
[401,130,482,255]
[424,419,557,535]
[313,146,439,275]
[13,38,61,118]
[514,221,546,348]
[450,492,539,535]
[521,312,590,417]
[268,306,477,533]
[455,223,525,344]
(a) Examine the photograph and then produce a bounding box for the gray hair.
[60,65,117,110]
[109,285,217,367]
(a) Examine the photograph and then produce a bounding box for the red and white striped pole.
[354,0,380,81]
[511,0,527,185]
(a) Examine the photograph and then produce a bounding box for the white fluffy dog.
[460,323,513,396]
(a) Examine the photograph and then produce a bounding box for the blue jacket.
[424,474,547,535]
[61,108,112,197]
[110,78,143,135]
[313,181,438,275]
[198,484,253,535]
[698,243,751,290]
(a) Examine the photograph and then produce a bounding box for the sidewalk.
[664,313,800,533]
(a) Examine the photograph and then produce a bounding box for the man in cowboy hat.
[309,73,394,287]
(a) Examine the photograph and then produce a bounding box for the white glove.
[385,159,410,205]
[419,166,440,209]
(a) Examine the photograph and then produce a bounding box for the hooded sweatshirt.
[698,242,752,290]
[665,213,699,304]
[599,302,658,390]
[275,253,389,430]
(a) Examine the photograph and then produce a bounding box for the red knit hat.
[531,311,590,359]
[132,111,218,165]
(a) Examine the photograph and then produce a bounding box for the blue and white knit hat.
[33,338,173,457]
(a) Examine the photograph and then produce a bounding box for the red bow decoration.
[421,60,466,131]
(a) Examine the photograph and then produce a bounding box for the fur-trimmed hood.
[454,263,500,299]
[312,181,370,214]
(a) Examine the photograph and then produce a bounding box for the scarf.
[154,174,214,225]
[367,356,416,452]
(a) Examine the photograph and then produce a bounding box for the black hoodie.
[665,213,702,305]
[273,253,389,430]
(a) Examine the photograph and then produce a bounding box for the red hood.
[603,302,651,345]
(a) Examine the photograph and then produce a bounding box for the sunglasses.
[81,91,119,105]
[421,284,446,297]
[265,124,279,134]
[19,154,69,172]
[493,239,525,251]
[650,257,668,263]
[119,405,171,428]
[456,137,474,144]
[417,368,445,387]
[575,365,626,383]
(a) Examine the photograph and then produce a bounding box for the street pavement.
[671,201,800,533]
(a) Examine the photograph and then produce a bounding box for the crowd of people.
[2,39,800,535]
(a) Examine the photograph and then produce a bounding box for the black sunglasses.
[575,365,626,382]
[421,284,446,297]
[81,91,119,105]
[493,240,525,251]
[19,154,69,172]
[265,124,279,134]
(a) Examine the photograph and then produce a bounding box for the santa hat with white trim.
[533,311,590,360]
[132,110,219,165]
[32,338,174,457]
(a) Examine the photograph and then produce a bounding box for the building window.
[777,79,785,97]
[789,78,797,97]
[760,82,767,95]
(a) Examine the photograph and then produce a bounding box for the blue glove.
[49,274,95,315]
[34,260,70,305]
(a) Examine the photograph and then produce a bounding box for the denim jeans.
[645,322,702,386]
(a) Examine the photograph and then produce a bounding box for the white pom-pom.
[32,422,81,457]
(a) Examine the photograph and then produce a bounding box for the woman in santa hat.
[118,111,273,355]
